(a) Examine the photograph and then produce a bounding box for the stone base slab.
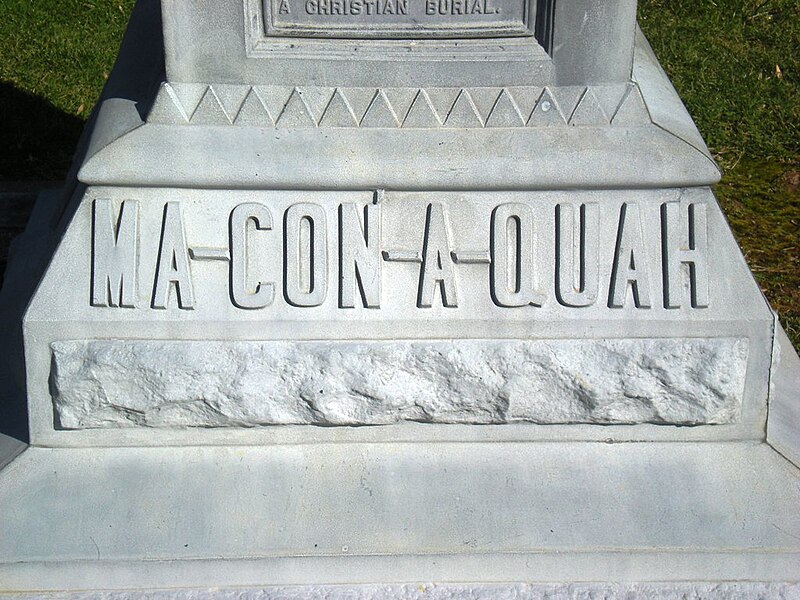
[1,441,798,593]
[4,583,800,600]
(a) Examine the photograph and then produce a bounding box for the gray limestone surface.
[22,184,775,446]
[5,583,800,600]
[768,319,800,467]
[2,0,799,595]
[1,443,799,590]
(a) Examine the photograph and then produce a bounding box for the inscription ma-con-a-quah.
[91,194,708,312]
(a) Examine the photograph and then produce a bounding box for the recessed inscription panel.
[266,0,532,38]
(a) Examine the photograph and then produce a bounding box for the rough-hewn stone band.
[51,338,748,429]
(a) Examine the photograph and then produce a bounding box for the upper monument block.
[78,0,719,190]
[162,0,637,86]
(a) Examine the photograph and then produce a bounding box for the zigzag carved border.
[147,83,651,128]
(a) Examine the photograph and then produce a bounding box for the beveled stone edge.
[766,314,800,469]
[0,435,26,474]
[76,33,722,188]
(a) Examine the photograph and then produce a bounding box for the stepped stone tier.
[0,0,798,597]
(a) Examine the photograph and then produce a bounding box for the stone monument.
[0,0,798,596]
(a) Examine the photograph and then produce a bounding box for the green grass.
[0,0,135,179]
[0,0,133,117]
[639,0,800,346]
[0,0,798,346]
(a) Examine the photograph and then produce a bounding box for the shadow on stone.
[0,84,79,444]
[0,187,63,445]
[0,0,165,445]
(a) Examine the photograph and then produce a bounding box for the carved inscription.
[266,0,531,38]
[661,200,709,309]
[152,202,194,310]
[90,196,711,312]
[284,203,328,307]
[609,202,651,309]
[303,0,409,16]
[339,201,382,309]
[419,203,458,308]
[230,202,274,309]
[91,198,139,308]
[490,203,545,307]
[555,203,599,308]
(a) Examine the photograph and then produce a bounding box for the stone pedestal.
[1,0,798,595]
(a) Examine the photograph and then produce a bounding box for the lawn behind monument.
[0,0,798,347]
[639,0,800,348]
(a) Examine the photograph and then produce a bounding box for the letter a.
[152,202,195,309]
[418,203,458,308]
[609,202,652,309]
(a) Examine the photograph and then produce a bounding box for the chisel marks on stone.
[50,338,748,429]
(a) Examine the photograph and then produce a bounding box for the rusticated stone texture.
[51,338,748,429]
[6,583,800,600]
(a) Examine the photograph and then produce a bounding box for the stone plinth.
[0,0,798,595]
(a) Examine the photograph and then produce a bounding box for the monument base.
[0,168,798,598]
[1,441,799,595]
[4,584,800,600]
[2,1,799,594]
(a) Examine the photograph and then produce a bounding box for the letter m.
[92,198,139,307]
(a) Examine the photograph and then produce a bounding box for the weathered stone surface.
[51,338,748,429]
[5,583,800,600]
